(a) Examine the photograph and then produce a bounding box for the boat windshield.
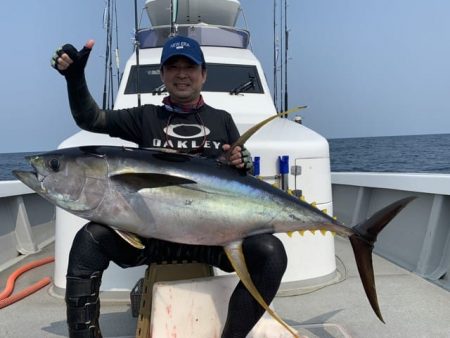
[137,26,250,49]
[124,63,264,94]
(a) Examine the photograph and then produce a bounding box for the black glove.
[241,146,253,171]
[51,44,92,80]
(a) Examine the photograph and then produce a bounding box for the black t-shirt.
[105,103,241,158]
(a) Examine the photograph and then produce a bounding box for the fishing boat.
[1,0,449,337]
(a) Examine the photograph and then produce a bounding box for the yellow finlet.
[287,231,294,237]
[320,229,328,236]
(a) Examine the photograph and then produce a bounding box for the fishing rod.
[279,0,283,112]
[102,0,111,110]
[274,0,289,115]
[170,0,175,36]
[273,0,278,112]
[134,0,142,107]
[101,0,121,110]
[170,0,178,36]
[284,0,289,113]
[114,0,120,88]
[108,3,115,109]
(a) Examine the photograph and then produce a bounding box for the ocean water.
[329,133,450,173]
[0,134,449,181]
[0,152,39,181]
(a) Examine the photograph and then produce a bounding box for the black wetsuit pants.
[67,222,288,338]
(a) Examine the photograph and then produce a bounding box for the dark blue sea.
[0,152,39,181]
[0,134,449,181]
[329,133,450,173]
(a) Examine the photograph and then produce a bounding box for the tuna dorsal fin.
[223,241,300,338]
[231,106,307,148]
[110,173,196,191]
[219,106,307,164]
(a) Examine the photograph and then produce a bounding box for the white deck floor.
[1,237,450,338]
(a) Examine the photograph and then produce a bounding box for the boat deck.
[1,237,449,338]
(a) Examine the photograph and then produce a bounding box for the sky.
[1,0,449,153]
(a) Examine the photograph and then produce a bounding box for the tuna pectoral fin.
[350,196,416,323]
[223,241,300,338]
[113,229,145,249]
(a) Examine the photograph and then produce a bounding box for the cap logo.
[171,42,191,50]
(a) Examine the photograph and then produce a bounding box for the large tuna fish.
[13,113,414,337]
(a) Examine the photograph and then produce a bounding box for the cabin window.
[124,65,162,95]
[124,64,264,95]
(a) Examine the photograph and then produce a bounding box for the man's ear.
[202,68,207,84]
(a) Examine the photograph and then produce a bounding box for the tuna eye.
[49,158,60,172]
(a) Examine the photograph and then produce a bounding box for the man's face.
[161,56,207,105]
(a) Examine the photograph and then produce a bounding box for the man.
[52,35,287,338]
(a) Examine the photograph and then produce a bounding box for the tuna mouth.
[12,158,46,191]
[12,169,43,192]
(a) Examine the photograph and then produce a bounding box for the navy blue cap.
[160,36,205,66]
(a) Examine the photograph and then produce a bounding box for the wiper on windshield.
[229,77,255,95]
[152,84,167,95]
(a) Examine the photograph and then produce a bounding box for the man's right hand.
[51,40,95,79]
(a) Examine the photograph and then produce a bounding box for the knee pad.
[242,234,287,273]
[83,222,116,244]
[76,222,147,269]
[67,223,113,277]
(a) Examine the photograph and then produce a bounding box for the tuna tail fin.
[349,196,416,323]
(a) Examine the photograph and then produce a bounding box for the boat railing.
[0,180,55,269]
[331,171,450,291]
